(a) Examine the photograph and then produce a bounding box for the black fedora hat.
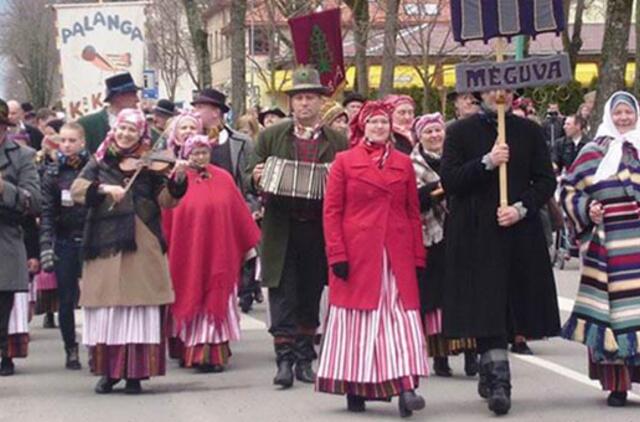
[191,88,230,113]
[342,91,366,107]
[258,107,286,126]
[0,99,16,127]
[105,72,141,102]
[153,99,177,117]
[447,91,482,104]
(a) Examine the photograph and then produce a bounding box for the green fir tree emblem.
[309,25,333,74]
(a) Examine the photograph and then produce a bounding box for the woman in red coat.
[316,101,429,416]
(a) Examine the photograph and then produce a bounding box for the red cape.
[163,164,260,328]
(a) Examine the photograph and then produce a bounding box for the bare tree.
[344,0,371,95]
[378,0,401,97]
[561,0,587,75]
[146,0,188,101]
[182,0,212,89]
[589,0,633,134]
[0,0,59,107]
[397,0,459,112]
[231,0,248,121]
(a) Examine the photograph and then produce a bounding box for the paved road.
[1,262,639,422]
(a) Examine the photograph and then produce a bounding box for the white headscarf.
[593,91,640,182]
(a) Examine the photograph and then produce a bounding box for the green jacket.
[245,119,348,288]
[78,108,110,154]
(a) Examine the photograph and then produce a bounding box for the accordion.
[259,157,331,200]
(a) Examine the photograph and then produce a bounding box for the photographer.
[542,102,565,151]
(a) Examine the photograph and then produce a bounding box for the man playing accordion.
[246,66,347,389]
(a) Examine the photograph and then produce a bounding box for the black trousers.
[0,291,15,356]
[268,220,327,339]
[54,238,82,349]
[238,257,259,305]
[476,336,508,354]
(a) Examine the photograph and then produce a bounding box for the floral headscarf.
[166,110,203,153]
[413,113,445,140]
[181,134,211,160]
[95,108,150,161]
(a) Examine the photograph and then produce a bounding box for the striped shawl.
[410,145,445,247]
[560,137,640,364]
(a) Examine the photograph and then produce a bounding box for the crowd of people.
[0,66,639,417]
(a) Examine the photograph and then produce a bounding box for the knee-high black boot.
[294,335,316,383]
[273,341,295,388]
[480,349,511,416]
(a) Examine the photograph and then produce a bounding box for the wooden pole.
[495,38,508,207]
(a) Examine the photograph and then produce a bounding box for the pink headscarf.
[181,134,211,159]
[95,108,149,161]
[167,110,203,153]
[383,94,415,111]
[383,94,416,144]
[413,113,445,140]
[349,100,394,148]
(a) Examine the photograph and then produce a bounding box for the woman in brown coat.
[71,109,187,394]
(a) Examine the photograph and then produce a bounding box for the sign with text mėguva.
[455,54,572,93]
[53,2,147,119]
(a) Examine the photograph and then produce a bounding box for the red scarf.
[363,140,391,168]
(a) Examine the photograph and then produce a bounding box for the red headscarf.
[349,100,394,148]
[383,94,415,111]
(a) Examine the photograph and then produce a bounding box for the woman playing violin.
[70,109,188,395]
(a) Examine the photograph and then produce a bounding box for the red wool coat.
[323,144,426,310]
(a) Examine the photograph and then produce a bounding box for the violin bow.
[107,165,144,212]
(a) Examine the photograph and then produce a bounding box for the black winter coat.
[39,156,89,251]
[440,113,560,339]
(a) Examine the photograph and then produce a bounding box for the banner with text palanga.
[288,8,346,96]
[455,54,572,93]
[54,1,147,119]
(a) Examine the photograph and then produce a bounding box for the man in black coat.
[440,89,560,416]
[552,113,591,174]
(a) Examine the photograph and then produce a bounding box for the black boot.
[480,350,511,416]
[433,356,452,377]
[477,363,490,399]
[43,312,56,329]
[398,390,425,417]
[347,394,366,412]
[0,357,15,376]
[464,351,479,377]
[294,335,317,383]
[273,342,294,388]
[607,391,628,407]
[65,343,82,370]
[510,340,533,355]
[124,379,142,394]
[94,376,121,394]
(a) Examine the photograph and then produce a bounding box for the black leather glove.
[331,262,349,281]
[40,249,55,273]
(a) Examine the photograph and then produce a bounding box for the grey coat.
[0,139,41,291]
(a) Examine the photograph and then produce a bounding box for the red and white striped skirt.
[168,291,241,367]
[7,292,29,358]
[316,252,429,398]
[82,305,166,380]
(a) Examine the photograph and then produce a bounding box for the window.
[250,27,270,55]
[403,3,439,16]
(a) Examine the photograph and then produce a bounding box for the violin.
[108,150,177,211]
[118,149,176,175]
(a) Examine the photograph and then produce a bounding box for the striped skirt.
[7,293,29,358]
[589,351,640,392]
[168,292,240,367]
[34,272,59,315]
[82,305,166,380]
[424,309,476,357]
[316,252,429,399]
